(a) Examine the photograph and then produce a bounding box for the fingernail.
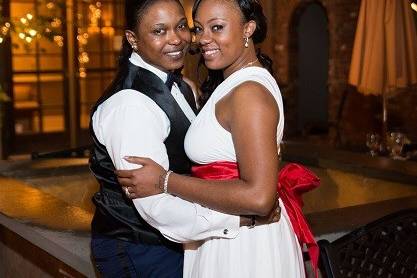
[123,156,130,160]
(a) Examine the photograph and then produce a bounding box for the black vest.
[89,62,192,246]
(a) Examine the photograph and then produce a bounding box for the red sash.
[192,162,320,277]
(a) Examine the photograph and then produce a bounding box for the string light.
[411,3,417,12]
[0,0,112,76]
[51,18,62,28]
[87,2,102,33]
[78,51,89,63]
[79,68,87,78]
[1,26,8,35]
[0,0,64,46]
[77,33,89,77]
[53,35,64,47]
[77,1,104,78]
[46,2,55,9]
[28,29,37,37]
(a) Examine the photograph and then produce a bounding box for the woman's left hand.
[115,156,166,199]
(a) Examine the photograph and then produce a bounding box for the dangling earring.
[130,39,139,52]
[244,37,249,48]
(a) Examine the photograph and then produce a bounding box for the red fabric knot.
[191,161,320,278]
[278,163,320,278]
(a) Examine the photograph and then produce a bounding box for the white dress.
[183,67,306,278]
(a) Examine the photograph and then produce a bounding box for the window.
[7,0,125,153]
[11,0,66,135]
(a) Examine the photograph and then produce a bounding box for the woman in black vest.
[89,0,195,277]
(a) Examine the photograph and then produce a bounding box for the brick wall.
[261,0,417,149]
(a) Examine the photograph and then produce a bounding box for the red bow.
[192,162,320,278]
[278,163,320,277]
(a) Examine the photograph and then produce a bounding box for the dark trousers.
[91,234,183,278]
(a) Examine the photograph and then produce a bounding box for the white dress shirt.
[92,52,240,243]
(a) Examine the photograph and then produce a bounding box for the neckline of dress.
[213,66,268,96]
[224,66,265,80]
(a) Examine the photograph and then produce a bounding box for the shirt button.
[223,229,228,235]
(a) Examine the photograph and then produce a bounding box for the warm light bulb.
[5,22,11,28]
[28,29,37,36]
[26,13,33,20]
[0,37,3,44]
[20,18,28,24]
[79,67,87,78]
[412,3,417,12]
[18,33,25,39]
[54,35,64,47]
[46,2,54,9]
[78,52,90,63]
[25,36,32,43]
[51,18,62,27]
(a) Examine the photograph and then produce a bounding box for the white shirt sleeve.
[93,90,240,243]
[134,194,239,243]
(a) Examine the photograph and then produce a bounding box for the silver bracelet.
[163,170,173,193]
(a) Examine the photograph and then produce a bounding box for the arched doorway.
[293,2,329,135]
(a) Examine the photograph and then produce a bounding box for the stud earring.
[244,37,249,48]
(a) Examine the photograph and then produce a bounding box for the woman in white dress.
[116,0,312,277]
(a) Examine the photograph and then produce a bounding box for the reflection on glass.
[366,133,381,157]
[11,0,66,136]
[76,0,124,129]
[386,132,409,160]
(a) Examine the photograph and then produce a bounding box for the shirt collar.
[129,52,168,83]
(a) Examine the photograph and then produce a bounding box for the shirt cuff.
[196,206,240,239]
[132,194,241,242]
